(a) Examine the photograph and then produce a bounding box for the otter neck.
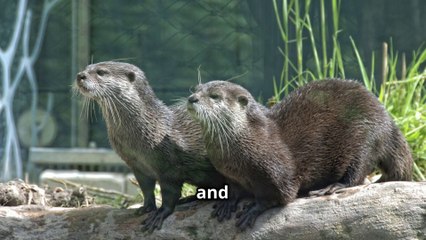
[201,122,240,157]
[99,89,171,149]
[202,107,268,157]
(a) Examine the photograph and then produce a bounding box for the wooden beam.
[71,0,90,147]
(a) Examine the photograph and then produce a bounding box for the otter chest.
[110,134,163,178]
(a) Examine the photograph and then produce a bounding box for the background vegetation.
[272,0,425,180]
[0,0,424,180]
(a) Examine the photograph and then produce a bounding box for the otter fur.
[187,79,413,230]
[75,61,232,232]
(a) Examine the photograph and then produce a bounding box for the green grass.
[373,47,426,181]
[95,182,196,208]
[149,182,197,206]
[350,40,426,181]
[272,0,346,101]
[273,0,426,180]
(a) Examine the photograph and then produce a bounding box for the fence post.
[71,0,90,148]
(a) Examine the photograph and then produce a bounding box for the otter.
[74,61,235,232]
[187,79,413,230]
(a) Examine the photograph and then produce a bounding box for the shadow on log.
[0,181,425,240]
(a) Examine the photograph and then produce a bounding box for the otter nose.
[188,95,199,104]
[76,72,87,82]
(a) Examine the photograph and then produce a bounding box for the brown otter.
[187,79,413,230]
[74,61,235,232]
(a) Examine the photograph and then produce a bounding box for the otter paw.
[235,206,258,231]
[235,201,260,230]
[141,207,172,233]
[211,200,237,222]
[235,201,256,218]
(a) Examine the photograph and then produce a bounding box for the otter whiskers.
[196,107,236,159]
[72,85,98,122]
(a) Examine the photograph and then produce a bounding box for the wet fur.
[188,79,413,229]
[74,62,227,232]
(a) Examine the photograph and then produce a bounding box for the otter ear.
[126,71,136,82]
[237,95,248,107]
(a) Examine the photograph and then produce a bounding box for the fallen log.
[0,181,425,240]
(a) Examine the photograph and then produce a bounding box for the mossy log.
[0,181,425,240]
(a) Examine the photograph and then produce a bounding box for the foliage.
[272,0,346,101]
[357,45,426,181]
[273,0,425,180]
[95,182,196,208]
[182,183,197,197]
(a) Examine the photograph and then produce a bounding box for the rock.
[0,181,425,240]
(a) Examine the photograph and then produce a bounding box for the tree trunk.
[0,181,425,240]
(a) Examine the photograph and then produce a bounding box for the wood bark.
[0,181,425,240]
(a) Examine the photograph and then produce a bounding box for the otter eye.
[96,69,107,76]
[209,94,220,100]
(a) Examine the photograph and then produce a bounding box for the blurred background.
[0,0,425,189]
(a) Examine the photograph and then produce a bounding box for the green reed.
[273,0,425,180]
[272,0,346,100]
[350,40,426,181]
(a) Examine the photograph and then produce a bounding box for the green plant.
[273,0,426,180]
[365,45,426,181]
[272,0,345,102]
[350,39,426,181]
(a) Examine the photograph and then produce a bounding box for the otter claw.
[236,208,257,230]
[141,214,163,233]
[211,200,237,222]
[235,201,265,231]
[141,207,172,233]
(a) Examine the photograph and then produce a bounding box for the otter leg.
[141,182,182,233]
[211,183,250,222]
[235,198,278,231]
[134,171,157,215]
[309,153,372,197]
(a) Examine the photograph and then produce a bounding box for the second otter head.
[187,81,253,139]
[75,61,148,101]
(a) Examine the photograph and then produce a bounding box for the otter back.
[187,79,413,230]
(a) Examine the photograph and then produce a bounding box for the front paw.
[211,199,237,222]
[235,201,258,231]
[141,207,173,233]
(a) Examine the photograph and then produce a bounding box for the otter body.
[75,62,228,232]
[187,79,413,230]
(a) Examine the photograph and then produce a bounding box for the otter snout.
[187,94,199,114]
[77,72,87,81]
[75,71,96,95]
[76,71,87,87]
[188,95,199,103]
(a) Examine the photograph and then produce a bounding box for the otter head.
[75,61,153,126]
[75,61,148,101]
[187,80,253,150]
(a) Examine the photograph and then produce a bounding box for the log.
[0,181,425,240]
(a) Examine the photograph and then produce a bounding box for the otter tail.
[377,125,413,182]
